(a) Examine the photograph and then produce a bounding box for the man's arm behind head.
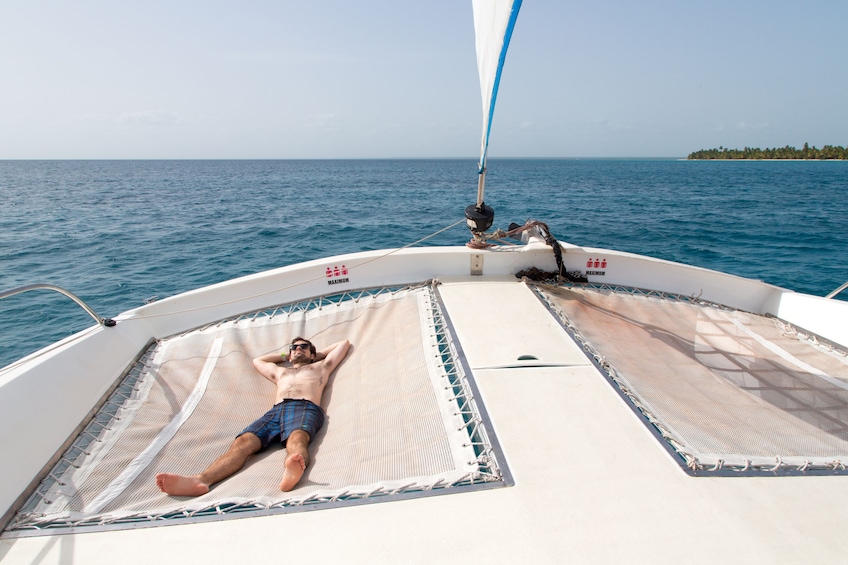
[252,354,283,383]
[317,340,351,373]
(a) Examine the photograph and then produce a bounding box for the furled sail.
[468,0,522,228]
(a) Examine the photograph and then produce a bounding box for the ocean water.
[1,159,846,368]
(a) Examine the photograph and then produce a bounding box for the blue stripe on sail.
[479,0,523,174]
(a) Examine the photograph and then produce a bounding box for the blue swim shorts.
[237,398,326,450]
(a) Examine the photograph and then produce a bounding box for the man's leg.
[279,430,310,492]
[157,433,263,496]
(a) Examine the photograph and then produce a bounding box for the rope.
[468,220,566,278]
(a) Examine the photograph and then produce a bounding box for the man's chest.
[277,368,324,388]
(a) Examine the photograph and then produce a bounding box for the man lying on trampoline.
[156,337,351,495]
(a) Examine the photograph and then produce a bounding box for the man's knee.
[233,432,262,453]
[286,430,310,448]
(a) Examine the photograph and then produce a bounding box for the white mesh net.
[10,285,503,533]
[539,284,848,473]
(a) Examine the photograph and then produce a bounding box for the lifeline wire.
[126,218,467,322]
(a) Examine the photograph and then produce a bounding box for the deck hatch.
[5,283,508,536]
[536,283,848,475]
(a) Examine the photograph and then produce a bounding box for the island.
[688,143,847,160]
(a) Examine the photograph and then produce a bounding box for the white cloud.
[117,111,186,126]
[73,113,111,124]
[303,113,343,133]
[732,121,768,131]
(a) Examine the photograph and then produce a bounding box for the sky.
[1,0,846,159]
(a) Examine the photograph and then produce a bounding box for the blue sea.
[1,159,846,368]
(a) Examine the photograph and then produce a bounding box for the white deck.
[3,245,848,563]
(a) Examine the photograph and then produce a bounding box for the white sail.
[473,0,522,175]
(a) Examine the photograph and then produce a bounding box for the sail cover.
[473,0,522,174]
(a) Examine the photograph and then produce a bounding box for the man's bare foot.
[156,473,210,496]
[279,454,306,491]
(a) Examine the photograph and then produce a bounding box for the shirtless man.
[156,337,351,495]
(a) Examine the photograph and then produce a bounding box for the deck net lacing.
[8,283,503,533]
[537,284,848,473]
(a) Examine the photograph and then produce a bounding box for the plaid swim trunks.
[237,398,326,449]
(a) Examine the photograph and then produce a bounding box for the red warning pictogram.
[325,264,351,286]
[586,257,608,268]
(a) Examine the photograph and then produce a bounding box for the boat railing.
[825,280,848,299]
[0,284,116,327]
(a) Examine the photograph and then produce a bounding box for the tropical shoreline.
[688,144,847,160]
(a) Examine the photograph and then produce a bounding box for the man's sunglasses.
[289,343,311,351]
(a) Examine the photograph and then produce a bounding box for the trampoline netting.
[538,284,848,474]
[8,284,504,534]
